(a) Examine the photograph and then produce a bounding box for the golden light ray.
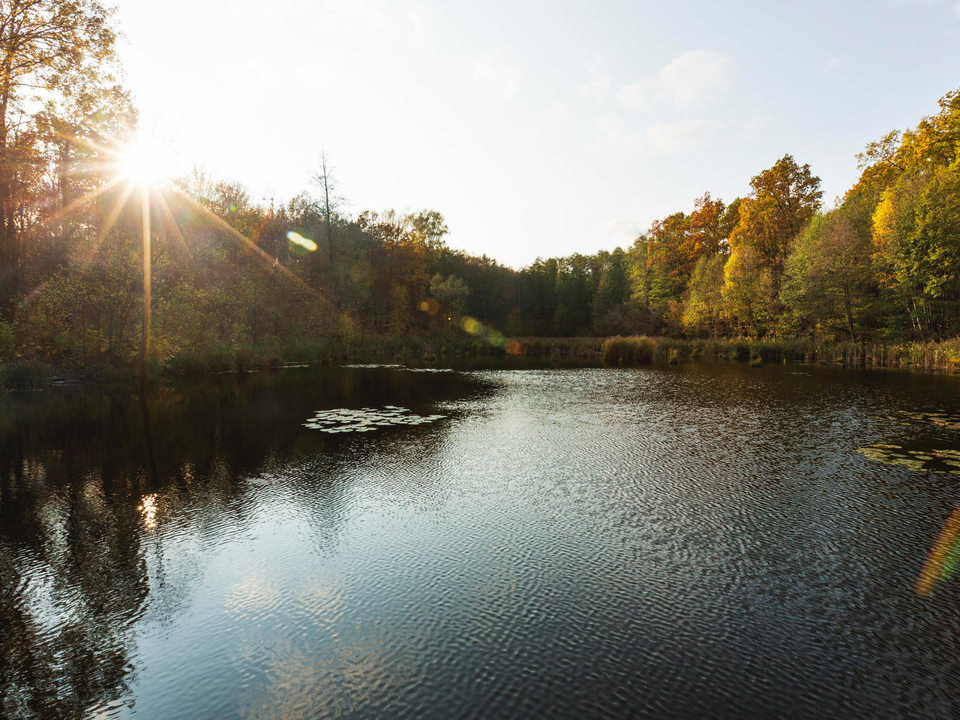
[91,181,137,256]
[40,130,144,268]
[156,192,195,263]
[52,129,140,168]
[46,129,323,302]
[39,176,125,229]
[175,193,316,292]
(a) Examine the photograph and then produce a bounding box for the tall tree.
[872,163,960,338]
[645,211,690,308]
[728,155,823,279]
[781,209,875,341]
[686,192,727,260]
[682,253,727,337]
[310,150,344,314]
[0,0,120,317]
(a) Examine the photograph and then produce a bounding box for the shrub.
[1,360,51,390]
[0,322,14,361]
[602,336,656,365]
[259,353,283,372]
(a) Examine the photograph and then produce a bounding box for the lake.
[3,362,960,719]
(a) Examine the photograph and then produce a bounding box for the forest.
[1,0,959,380]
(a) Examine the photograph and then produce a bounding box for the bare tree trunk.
[842,280,857,342]
[0,86,17,319]
[312,151,341,329]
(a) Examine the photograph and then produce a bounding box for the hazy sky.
[115,0,960,267]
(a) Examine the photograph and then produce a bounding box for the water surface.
[3,363,960,719]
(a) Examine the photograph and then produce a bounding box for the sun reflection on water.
[138,494,159,530]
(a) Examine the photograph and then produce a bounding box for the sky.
[115,0,960,268]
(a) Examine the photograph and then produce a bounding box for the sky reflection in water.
[3,363,960,719]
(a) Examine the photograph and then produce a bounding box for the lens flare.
[460,315,514,349]
[287,231,318,251]
[418,298,440,315]
[916,504,960,596]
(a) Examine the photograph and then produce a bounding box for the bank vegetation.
[1,2,959,388]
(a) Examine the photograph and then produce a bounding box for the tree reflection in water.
[0,367,476,719]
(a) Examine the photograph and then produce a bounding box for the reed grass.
[10,334,959,383]
[1,359,52,390]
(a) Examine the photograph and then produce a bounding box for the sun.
[120,138,172,186]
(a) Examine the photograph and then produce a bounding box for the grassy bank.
[157,335,960,375]
[4,335,960,389]
[598,336,960,371]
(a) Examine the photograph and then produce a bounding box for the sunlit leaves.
[728,155,823,277]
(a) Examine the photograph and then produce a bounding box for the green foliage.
[1,360,51,390]
[162,350,210,378]
[873,163,960,337]
[0,321,14,360]
[722,244,776,336]
[781,208,875,341]
[683,254,727,337]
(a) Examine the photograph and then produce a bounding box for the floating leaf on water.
[858,442,960,474]
[885,410,960,430]
[342,364,402,369]
[304,405,448,435]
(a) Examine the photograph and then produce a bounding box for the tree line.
[1,0,959,373]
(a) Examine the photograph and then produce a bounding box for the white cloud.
[616,80,658,112]
[458,48,523,99]
[738,115,771,140]
[658,49,729,110]
[540,101,571,131]
[406,4,436,42]
[595,111,643,151]
[326,0,390,30]
[615,49,729,114]
[595,110,625,138]
[597,218,646,244]
[646,119,723,154]
[579,55,612,102]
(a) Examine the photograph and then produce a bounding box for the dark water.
[3,363,960,719]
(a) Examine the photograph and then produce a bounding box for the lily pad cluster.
[303,406,446,433]
[878,410,960,430]
[857,444,960,473]
[341,364,402,369]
